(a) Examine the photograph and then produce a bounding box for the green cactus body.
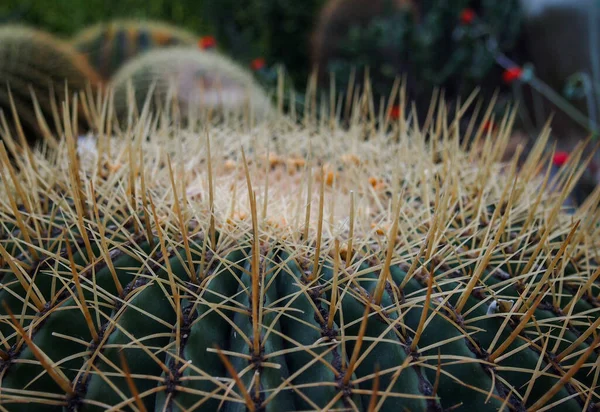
[109,47,273,126]
[0,25,102,145]
[0,82,598,412]
[71,20,201,80]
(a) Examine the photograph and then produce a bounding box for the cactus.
[0,25,102,146]
[71,20,202,80]
[109,47,273,126]
[0,80,599,412]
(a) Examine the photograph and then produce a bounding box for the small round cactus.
[0,25,102,146]
[109,47,273,125]
[71,20,202,80]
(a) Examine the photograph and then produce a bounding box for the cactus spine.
[0,81,598,411]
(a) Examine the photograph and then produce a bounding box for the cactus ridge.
[0,25,102,146]
[71,20,201,80]
[0,82,599,411]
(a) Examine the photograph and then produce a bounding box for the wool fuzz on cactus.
[0,82,599,412]
[0,25,102,146]
[109,47,273,126]
[71,20,201,80]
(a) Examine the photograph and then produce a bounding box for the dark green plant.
[312,0,522,117]
[0,0,212,38]
[200,0,326,89]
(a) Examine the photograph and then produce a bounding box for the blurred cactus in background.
[109,47,273,126]
[71,20,201,80]
[0,25,102,146]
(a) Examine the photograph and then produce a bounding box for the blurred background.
[1,0,599,204]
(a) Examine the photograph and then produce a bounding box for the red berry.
[553,151,570,167]
[199,36,217,49]
[502,67,523,84]
[251,58,266,71]
[483,120,496,132]
[460,8,476,25]
[388,105,400,120]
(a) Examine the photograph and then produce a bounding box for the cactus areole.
[0,82,599,412]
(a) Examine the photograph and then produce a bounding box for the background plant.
[311,0,522,124]
[0,0,324,89]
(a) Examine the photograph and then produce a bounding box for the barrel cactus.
[0,82,598,412]
[0,25,102,146]
[71,20,201,80]
[109,47,273,125]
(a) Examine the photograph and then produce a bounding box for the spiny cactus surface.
[0,25,102,146]
[0,86,599,412]
[109,47,273,125]
[71,20,201,80]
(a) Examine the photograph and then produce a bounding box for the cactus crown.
[0,81,599,411]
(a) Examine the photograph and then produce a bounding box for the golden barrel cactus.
[0,81,598,411]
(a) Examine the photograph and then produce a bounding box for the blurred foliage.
[201,0,325,88]
[324,0,523,112]
[0,0,325,88]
